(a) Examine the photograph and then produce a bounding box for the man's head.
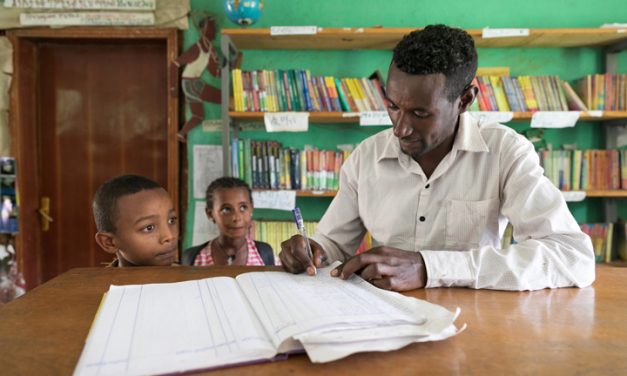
[93,175,178,266]
[386,25,478,162]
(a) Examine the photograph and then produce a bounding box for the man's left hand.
[330,247,427,291]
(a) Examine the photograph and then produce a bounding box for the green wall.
[183,0,627,248]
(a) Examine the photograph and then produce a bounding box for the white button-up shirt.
[312,112,595,290]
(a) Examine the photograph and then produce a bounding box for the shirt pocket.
[445,198,499,249]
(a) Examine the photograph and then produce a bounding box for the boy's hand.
[279,235,327,275]
[330,246,427,291]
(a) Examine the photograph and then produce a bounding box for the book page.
[235,265,440,352]
[74,277,276,376]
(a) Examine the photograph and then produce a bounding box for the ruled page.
[73,277,276,376]
[235,264,435,353]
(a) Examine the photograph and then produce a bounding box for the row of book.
[252,219,627,264]
[574,74,627,111]
[538,149,627,191]
[251,220,372,260]
[580,221,627,263]
[470,75,586,113]
[230,139,352,191]
[231,69,387,113]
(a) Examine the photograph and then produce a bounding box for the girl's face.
[208,187,253,239]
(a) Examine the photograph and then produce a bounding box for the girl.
[182,177,274,266]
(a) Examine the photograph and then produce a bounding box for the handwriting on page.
[359,111,392,126]
[264,112,309,132]
[531,111,580,128]
[270,26,318,36]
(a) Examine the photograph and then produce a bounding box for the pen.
[292,207,316,275]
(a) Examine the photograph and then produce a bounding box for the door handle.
[38,197,54,232]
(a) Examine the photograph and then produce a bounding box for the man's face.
[384,65,462,161]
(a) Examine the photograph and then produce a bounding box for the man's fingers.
[359,263,395,281]
[278,250,301,274]
[370,277,394,291]
[279,235,316,275]
[335,253,389,279]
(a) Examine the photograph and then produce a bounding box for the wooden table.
[1,265,626,375]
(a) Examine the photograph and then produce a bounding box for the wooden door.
[8,28,179,288]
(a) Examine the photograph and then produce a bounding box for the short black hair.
[206,177,253,210]
[392,24,478,101]
[92,174,162,233]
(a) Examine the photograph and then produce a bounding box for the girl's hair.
[205,177,253,210]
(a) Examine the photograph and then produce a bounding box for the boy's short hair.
[93,174,161,233]
[392,24,478,102]
[206,177,253,210]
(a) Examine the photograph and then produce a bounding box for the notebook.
[73,263,462,375]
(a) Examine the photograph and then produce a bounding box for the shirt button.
[425,184,430,189]
[419,216,426,222]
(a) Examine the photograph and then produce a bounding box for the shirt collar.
[378,112,489,162]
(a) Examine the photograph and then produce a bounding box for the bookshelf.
[230,110,627,123]
[222,28,627,50]
[220,27,627,205]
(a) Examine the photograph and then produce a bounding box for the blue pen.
[292,207,316,274]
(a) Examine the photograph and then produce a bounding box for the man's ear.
[458,85,478,113]
[95,232,118,255]
[205,207,216,223]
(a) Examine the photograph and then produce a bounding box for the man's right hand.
[279,235,327,276]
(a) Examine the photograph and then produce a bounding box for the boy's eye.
[387,102,398,111]
[240,204,248,212]
[413,111,429,119]
[168,216,178,225]
[142,224,155,232]
[220,207,231,215]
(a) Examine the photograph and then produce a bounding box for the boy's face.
[207,187,252,239]
[97,188,178,266]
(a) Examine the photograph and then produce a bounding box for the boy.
[92,174,179,267]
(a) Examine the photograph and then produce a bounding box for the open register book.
[73,263,463,375]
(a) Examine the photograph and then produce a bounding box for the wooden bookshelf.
[253,189,337,197]
[296,190,337,197]
[222,28,627,50]
[585,190,627,198]
[262,190,627,199]
[229,111,627,123]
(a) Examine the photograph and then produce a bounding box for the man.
[279,24,595,291]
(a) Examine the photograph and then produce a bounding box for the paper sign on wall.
[270,26,318,36]
[252,190,296,211]
[192,201,218,246]
[193,144,223,199]
[531,111,580,128]
[359,111,392,126]
[482,28,530,38]
[561,191,586,202]
[20,12,155,26]
[264,112,309,132]
[469,111,514,124]
[4,0,156,10]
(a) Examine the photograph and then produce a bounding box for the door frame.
[7,27,180,288]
